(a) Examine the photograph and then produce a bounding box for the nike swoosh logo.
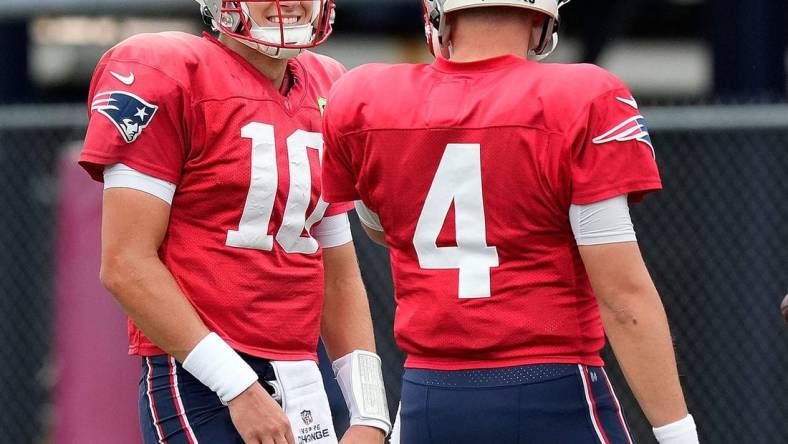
[110,71,135,85]
[616,96,639,110]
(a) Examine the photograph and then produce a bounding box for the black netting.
[0,127,82,443]
[618,128,788,443]
[1,109,786,443]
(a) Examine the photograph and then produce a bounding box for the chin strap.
[529,32,559,61]
[232,34,303,59]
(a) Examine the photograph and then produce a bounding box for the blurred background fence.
[1,103,786,443]
[1,0,787,443]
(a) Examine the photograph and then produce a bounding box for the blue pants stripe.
[152,356,193,444]
[586,367,634,444]
[139,357,166,443]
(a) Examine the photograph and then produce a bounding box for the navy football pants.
[138,345,348,443]
[398,364,635,444]
[138,354,267,444]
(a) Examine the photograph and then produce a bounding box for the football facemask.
[421,0,571,60]
[196,0,335,59]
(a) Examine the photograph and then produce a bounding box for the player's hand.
[339,425,386,444]
[227,382,295,444]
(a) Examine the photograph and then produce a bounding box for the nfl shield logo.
[90,90,159,143]
[300,409,313,425]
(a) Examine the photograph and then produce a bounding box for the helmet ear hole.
[220,11,242,32]
[217,1,244,33]
[429,8,441,29]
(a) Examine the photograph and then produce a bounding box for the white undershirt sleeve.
[103,163,177,205]
[313,214,352,248]
[569,195,637,245]
[104,163,351,247]
[354,201,383,232]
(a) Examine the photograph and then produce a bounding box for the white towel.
[270,360,338,444]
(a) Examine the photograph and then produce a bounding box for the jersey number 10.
[225,122,328,255]
[413,144,499,299]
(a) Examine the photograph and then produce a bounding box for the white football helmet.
[421,0,572,60]
[195,1,335,59]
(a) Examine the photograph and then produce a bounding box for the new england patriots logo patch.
[592,115,655,158]
[90,91,158,143]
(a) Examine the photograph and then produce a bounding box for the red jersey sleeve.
[320,92,361,203]
[79,53,188,185]
[569,84,662,205]
[324,201,354,217]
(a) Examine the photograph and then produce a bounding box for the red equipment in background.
[53,147,141,443]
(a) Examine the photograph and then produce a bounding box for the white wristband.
[333,350,392,435]
[182,332,258,404]
[653,414,699,444]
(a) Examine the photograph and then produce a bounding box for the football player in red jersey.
[79,1,390,443]
[321,0,699,443]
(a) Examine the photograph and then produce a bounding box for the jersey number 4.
[413,144,499,299]
[226,122,327,255]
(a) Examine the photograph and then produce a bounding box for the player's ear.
[529,13,547,51]
[530,10,546,28]
[439,17,454,59]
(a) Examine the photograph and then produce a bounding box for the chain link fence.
[608,110,788,443]
[0,107,86,444]
[0,104,786,443]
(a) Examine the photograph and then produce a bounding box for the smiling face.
[246,1,316,27]
[215,0,331,60]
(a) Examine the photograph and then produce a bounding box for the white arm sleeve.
[569,195,637,245]
[354,201,383,232]
[103,163,177,205]
[312,214,352,248]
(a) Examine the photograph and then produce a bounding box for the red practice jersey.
[80,32,350,360]
[322,55,662,370]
